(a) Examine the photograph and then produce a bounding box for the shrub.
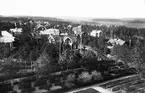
[13,81,20,85]
[77,71,92,83]
[91,70,103,81]
[39,84,51,90]
[58,49,82,69]
[34,79,47,86]
[47,80,51,86]
[19,82,31,89]
[0,85,13,93]
[35,53,55,76]
[66,73,76,83]
[64,82,75,89]
[21,77,36,83]
[11,91,17,93]
[21,88,35,93]
[59,77,65,85]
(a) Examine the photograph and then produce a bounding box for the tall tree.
[130,40,143,70]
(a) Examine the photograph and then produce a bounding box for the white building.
[0,31,15,43]
[107,38,125,46]
[72,25,82,36]
[10,28,23,33]
[39,28,60,35]
[60,33,68,36]
[90,30,102,37]
[67,25,72,28]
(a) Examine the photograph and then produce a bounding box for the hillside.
[1,15,145,28]
[92,18,145,28]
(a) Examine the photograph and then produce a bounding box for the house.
[35,24,46,31]
[0,31,15,43]
[60,33,68,36]
[90,30,97,37]
[72,25,82,36]
[90,30,102,37]
[39,28,60,35]
[107,38,125,46]
[48,35,78,49]
[107,38,125,56]
[67,25,72,28]
[48,35,63,43]
[10,28,23,33]
[63,35,77,46]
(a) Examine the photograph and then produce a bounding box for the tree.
[97,36,105,53]
[80,50,97,67]
[130,44,143,71]
[35,53,54,76]
[58,49,82,69]
[111,44,132,63]
[0,57,20,78]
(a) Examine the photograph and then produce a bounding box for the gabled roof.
[48,35,77,43]
[1,31,13,37]
[107,38,125,45]
[0,31,15,43]
[48,35,64,42]
[63,35,77,42]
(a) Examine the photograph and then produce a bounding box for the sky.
[0,0,145,19]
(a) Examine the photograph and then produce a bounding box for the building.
[39,28,60,35]
[107,38,125,46]
[90,30,103,37]
[48,35,63,43]
[72,25,82,36]
[10,28,23,34]
[0,31,15,43]
[0,31,15,49]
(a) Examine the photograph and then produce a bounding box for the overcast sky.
[0,0,145,19]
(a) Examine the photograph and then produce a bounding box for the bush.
[77,71,92,83]
[13,81,20,85]
[21,77,36,83]
[19,82,31,89]
[60,77,65,84]
[66,73,76,83]
[21,88,35,93]
[39,84,51,90]
[64,82,75,89]
[58,49,82,70]
[0,85,13,93]
[35,53,55,75]
[91,70,103,81]
[11,91,17,93]
[34,79,47,86]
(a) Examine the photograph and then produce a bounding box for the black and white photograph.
[0,0,145,93]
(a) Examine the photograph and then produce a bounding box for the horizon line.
[1,15,145,21]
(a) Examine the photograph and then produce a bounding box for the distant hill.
[91,18,123,26]
[1,15,145,28]
[92,18,145,28]
[0,15,63,22]
[28,16,63,21]
[0,16,28,22]
[92,18,122,22]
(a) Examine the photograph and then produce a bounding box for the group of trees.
[1,17,145,74]
[77,24,145,72]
